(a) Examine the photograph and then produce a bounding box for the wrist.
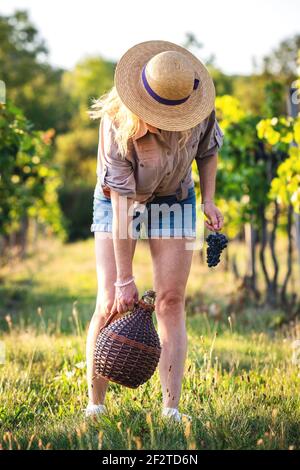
[116,271,134,282]
[114,276,135,288]
[116,271,133,281]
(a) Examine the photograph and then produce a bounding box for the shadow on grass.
[0,280,96,333]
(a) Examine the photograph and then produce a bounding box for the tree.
[0,101,66,261]
[262,34,300,82]
[257,116,300,305]
[0,10,73,132]
[55,128,98,187]
[215,94,296,306]
[62,56,115,128]
[0,10,47,85]
[52,56,115,240]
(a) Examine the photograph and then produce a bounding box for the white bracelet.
[114,276,135,287]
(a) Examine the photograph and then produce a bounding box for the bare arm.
[110,189,139,314]
[197,153,224,231]
[198,153,218,203]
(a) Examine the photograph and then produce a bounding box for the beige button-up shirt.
[96,109,224,203]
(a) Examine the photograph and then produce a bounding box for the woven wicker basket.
[94,290,161,388]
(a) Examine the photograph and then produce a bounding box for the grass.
[0,236,300,450]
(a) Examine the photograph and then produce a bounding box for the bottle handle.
[98,290,156,333]
[98,300,140,333]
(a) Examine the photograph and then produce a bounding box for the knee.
[156,290,185,318]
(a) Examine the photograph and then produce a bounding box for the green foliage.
[55,128,98,187]
[257,116,294,146]
[216,95,246,129]
[270,147,300,213]
[208,67,234,96]
[0,10,73,132]
[0,10,47,86]
[0,101,66,238]
[52,57,115,239]
[264,81,285,117]
[61,56,114,127]
[215,93,298,235]
[0,11,116,242]
[257,116,300,213]
[62,56,114,105]
[217,114,273,226]
[262,34,300,81]
[58,186,94,241]
[54,127,97,241]
[232,74,272,115]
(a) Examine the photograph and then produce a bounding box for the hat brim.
[114,40,215,131]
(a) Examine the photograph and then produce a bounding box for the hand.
[203,201,224,231]
[111,280,139,315]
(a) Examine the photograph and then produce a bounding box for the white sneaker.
[85,403,107,418]
[162,407,192,423]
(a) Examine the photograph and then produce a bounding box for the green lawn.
[0,237,299,450]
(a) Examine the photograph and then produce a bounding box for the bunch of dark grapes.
[206,232,228,267]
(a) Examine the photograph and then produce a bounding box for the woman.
[85,40,224,422]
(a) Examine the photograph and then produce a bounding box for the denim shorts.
[90,183,196,239]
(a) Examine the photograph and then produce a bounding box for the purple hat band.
[141,64,199,106]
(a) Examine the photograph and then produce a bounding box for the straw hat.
[114,40,215,131]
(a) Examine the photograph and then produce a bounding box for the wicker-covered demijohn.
[94,290,161,388]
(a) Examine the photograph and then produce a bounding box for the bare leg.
[86,232,137,405]
[149,238,194,409]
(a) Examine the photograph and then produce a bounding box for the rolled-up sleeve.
[195,109,224,160]
[97,114,136,198]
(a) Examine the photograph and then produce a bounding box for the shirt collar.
[132,120,161,141]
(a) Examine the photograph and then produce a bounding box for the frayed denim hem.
[90,223,112,232]
[148,228,196,238]
[90,224,196,239]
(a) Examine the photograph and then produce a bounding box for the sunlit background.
[1,0,300,74]
[0,0,300,450]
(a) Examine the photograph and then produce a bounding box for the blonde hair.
[89,85,192,158]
